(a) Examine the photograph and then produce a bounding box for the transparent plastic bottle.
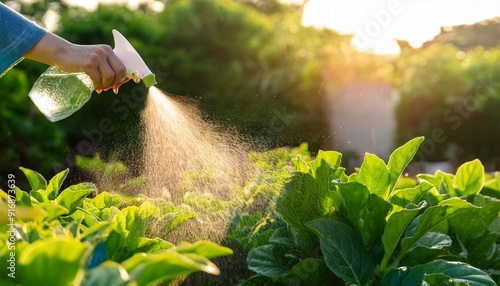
[28,66,94,122]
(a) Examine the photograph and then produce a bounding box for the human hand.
[25,32,127,93]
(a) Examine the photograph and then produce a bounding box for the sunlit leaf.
[18,238,88,286]
[19,167,47,192]
[56,183,96,213]
[380,201,426,271]
[402,260,496,286]
[455,159,485,195]
[357,153,391,199]
[46,169,69,200]
[387,137,424,192]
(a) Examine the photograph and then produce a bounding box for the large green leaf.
[455,159,485,196]
[401,260,496,286]
[247,244,297,277]
[175,240,233,259]
[19,167,47,192]
[18,238,88,286]
[55,183,96,214]
[307,218,375,285]
[163,209,197,234]
[447,194,500,242]
[337,182,370,223]
[357,153,391,199]
[408,232,452,252]
[308,150,342,177]
[15,187,32,207]
[380,201,426,271]
[436,170,459,197]
[398,198,477,265]
[86,192,123,210]
[390,182,434,212]
[337,182,392,247]
[276,172,328,254]
[390,181,434,212]
[37,202,69,222]
[123,251,220,285]
[128,237,174,255]
[45,169,69,200]
[387,137,424,192]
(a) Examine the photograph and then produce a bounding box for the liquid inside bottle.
[28,66,94,122]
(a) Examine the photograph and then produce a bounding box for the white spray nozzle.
[112,29,157,88]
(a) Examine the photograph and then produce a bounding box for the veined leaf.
[19,167,47,192]
[268,227,299,250]
[311,150,342,173]
[436,170,458,197]
[56,183,96,213]
[15,187,32,207]
[247,244,297,277]
[292,155,310,173]
[338,182,392,247]
[357,153,391,199]
[337,182,370,222]
[447,194,500,242]
[277,172,331,254]
[128,237,174,254]
[30,189,47,203]
[46,169,69,200]
[163,209,197,234]
[401,260,496,286]
[307,219,375,285]
[37,202,69,222]
[387,137,424,192]
[380,201,426,271]
[398,199,477,265]
[408,232,452,252]
[417,173,441,189]
[390,182,434,213]
[455,159,485,196]
[87,192,123,210]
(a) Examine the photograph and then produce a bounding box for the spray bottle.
[28,29,157,122]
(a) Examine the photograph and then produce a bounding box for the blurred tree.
[1,0,353,186]
[155,0,335,149]
[0,68,67,189]
[391,43,500,168]
[422,17,500,51]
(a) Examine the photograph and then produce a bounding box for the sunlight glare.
[302,0,500,55]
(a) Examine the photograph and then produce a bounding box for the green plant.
[75,154,145,195]
[0,167,232,286]
[237,137,499,285]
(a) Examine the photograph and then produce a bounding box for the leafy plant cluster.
[0,168,232,286]
[230,137,500,285]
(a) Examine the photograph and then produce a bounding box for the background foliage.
[1,0,500,187]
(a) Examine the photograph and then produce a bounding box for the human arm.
[0,3,126,92]
[24,32,127,92]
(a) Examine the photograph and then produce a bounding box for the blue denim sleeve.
[0,3,46,76]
